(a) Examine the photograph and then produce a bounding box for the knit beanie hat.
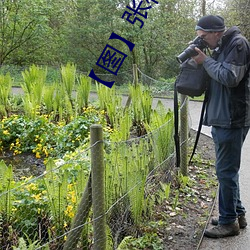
[195,15,225,32]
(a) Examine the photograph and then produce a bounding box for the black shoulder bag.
[175,58,208,97]
[174,58,210,168]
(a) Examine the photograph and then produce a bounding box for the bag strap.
[174,80,180,168]
[188,91,208,164]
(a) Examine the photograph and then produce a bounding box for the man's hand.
[192,47,207,64]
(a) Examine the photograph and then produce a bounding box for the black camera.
[176,36,208,64]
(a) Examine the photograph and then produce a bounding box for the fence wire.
[0,119,188,249]
[0,67,192,249]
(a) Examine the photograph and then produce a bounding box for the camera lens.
[176,44,198,63]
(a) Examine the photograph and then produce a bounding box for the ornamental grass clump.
[0,73,12,117]
[76,74,92,111]
[129,83,153,135]
[21,65,47,118]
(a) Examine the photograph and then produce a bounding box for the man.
[192,15,250,238]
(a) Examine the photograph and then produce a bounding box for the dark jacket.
[203,26,250,128]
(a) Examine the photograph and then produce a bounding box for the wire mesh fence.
[0,120,187,249]
[0,65,191,249]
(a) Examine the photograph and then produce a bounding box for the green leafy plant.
[145,100,174,163]
[0,161,15,221]
[0,73,12,117]
[0,107,103,158]
[158,182,171,203]
[60,63,76,103]
[76,74,91,111]
[13,236,44,250]
[96,83,122,128]
[172,190,180,210]
[12,176,49,241]
[21,65,47,118]
[129,83,153,127]
[117,233,163,250]
[43,84,56,114]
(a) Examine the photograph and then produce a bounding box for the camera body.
[176,36,208,63]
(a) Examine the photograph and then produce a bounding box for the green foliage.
[13,235,46,250]
[0,109,102,158]
[117,233,163,250]
[145,100,175,163]
[0,74,179,247]
[61,63,76,101]
[129,84,153,125]
[0,161,14,222]
[0,73,12,116]
[109,109,132,141]
[105,136,153,227]
[12,176,48,240]
[49,63,78,122]
[0,0,52,65]
[76,74,92,110]
[178,172,192,189]
[21,65,47,118]
[96,83,123,128]
[158,182,171,203]
[0,0,230,79]
[43,159,69,230]
[43,85,56,113]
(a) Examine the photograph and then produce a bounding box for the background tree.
[0,0,50,65]
[219,0,250,39]
[1,0,244,83]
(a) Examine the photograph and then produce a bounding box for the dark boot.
[211,214,247,229]
[204,222,240,238]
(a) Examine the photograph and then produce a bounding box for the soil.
[158,130,217,250]
[0,152,45,180]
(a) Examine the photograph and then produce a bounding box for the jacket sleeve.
[203,37,250,87]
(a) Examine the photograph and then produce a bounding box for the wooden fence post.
[91,124,106,250]
[63,175,92,250]
[133,64,138,86]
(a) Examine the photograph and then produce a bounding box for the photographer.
[192,15,250,238]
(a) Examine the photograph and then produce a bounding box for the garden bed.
[0,130,217,250]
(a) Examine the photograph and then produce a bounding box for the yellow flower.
[14,149,22,155]
[36,152,41,159]
[65,205,74,218]
[71,195,76,204]
[26,183,37,191]
[100,110,106,115]
[3,130,9,135]
[32,193,42,201]
[12,207,17,212]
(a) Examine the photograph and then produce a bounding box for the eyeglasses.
[198,32,214,40]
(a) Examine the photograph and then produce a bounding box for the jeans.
[211,126,249,225]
